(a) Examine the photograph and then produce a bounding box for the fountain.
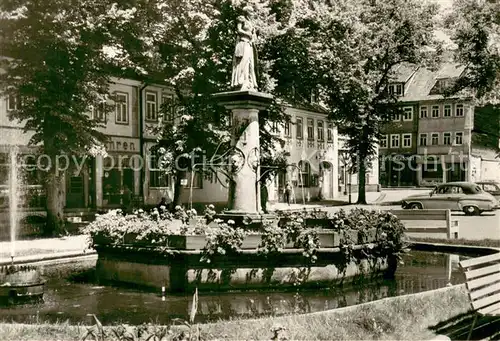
[0,147,45,305]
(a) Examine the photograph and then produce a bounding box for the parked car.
[475,181,500,203]
[401,182,498,216]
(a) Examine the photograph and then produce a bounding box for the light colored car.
[401,182,498,216]
[476,181,500,203]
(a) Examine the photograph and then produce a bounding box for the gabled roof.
[436,63,465,79]
[400,62,467,102]
[392,63,419,83]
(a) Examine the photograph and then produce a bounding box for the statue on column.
[231,5,258,91]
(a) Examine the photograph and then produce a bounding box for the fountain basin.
[94,243,394,292]
[0,265,45,304]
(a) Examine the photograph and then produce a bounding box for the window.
[390,134,400,148]
[92,102,106,122]
[307,118,314,140]
[431,79,453,95]
[396,84,403,96]
[419,133,427,146]
[456,104,464,117]
[431,105,440,118]
[393,112,401,121]
[483,183,500,192]
[115,92,128,124]
[388,83,403,96]
[184,171,203,188]
[437,185,463,194]
[149,155,169,188]
[298,161,311,187]
[380,135,388,148]
[443,132,452,145]
[284,118,291,137]
[146,92,157,121]
[403,107,413,121]
[402,133,412,148]
[431,133,439,145]
[327,123,333,142]
[271,121,279,134]
[6,94,21,111]
[296,117,303,139]
[444,104,452,117]
[317,120,324,141]
[420,106,428,118]
[162,95,174,122]
[455,132,463,145]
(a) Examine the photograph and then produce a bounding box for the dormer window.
[388,83,404,96]
[431,78,455,95]
[310,88,319,104]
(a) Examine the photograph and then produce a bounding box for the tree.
[0,0,147,234]
[300,0,441,203]
[445,0,500,102]
[445,0,500,154]
[150,0,311,208]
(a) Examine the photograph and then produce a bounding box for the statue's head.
[242,5,253,16]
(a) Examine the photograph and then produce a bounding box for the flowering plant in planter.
[173,205,197,224]
[83,209,177,248]
[258,220,288,255]
[200,220,246,264]
[203,204,217,224]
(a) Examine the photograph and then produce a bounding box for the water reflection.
[0,251,468,325]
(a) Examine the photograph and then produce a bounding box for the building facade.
[380,63,498,187]
[1,77,381,210]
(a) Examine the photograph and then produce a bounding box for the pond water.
[0,251,470,325]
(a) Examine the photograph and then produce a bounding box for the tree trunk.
[44,170,65,236]
[171,171,184,210]
[357,160,367,204]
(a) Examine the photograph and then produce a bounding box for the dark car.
[401,182,498,216]
[476,181,500,203]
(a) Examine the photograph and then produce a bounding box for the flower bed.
[85,206,407,291]
[84,205,407,261]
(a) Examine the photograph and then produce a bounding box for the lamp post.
[339,150,352,202]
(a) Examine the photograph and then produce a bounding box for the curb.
[0,249,97,266]
[372,192,387,204]
[410,241,500,255]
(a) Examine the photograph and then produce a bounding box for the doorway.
[66,174,85,208]
[320,161,334,199]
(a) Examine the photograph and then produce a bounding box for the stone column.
[213,90,273,217]
[228,108,260,213]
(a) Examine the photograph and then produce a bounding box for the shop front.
[417,154,469,186]
[379,154,417,187]
[95,137,140,209]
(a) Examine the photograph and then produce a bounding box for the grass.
[0,285,471,341]
[199,285,470,341]
[410,237,500,248]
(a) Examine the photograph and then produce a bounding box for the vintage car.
[475,181,500,203]
[401,182,498,215]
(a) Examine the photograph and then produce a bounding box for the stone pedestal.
[213,90,274,217]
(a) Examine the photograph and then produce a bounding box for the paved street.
[324,205,500,240]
